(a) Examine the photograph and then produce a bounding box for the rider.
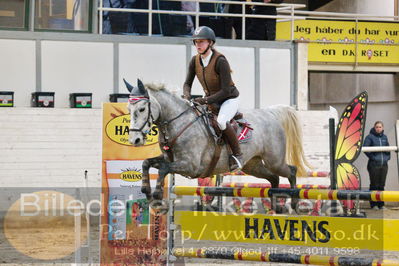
[183,26,242,171]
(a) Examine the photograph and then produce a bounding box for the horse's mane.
[145,83,187,106]
[145,83,165,91]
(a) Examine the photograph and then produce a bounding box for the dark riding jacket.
[364,127,391,166]
[183,49,239,105]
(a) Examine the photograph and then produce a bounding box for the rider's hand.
[182,94,191,101]
[194,97,207,105]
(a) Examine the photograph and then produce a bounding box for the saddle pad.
[236,119,253,144]
[204,114,253,144]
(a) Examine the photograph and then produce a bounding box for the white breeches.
[217,97,240,130]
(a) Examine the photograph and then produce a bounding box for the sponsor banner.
[175,211,399,252]
[277,20,399,64]
[105,160,157,241]
[101,103,166,265]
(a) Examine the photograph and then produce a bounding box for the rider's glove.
[194,97,207,105]
[182,94,191,101]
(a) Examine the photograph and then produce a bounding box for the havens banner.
[101,103,166,265]
[277,20,399,64]
[176,211,399,252]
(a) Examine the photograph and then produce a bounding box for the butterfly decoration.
[334,91,368,212]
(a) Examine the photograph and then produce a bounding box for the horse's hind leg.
[243,158,279,187]
[243,158,280,212]
[269,162,299,212]
[287,165,298,211]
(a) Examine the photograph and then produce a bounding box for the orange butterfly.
[334,92,368,211]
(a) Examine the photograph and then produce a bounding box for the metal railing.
[97,0,305,40]
[97,0,399,43]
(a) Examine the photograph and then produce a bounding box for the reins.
[158,102,207,162]
[130,98,222,177]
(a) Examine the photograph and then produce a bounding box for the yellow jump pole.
[172,186,399,202]
[173,248,398,266]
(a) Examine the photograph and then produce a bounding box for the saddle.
[191,103,253,178]
[208,109,253,144]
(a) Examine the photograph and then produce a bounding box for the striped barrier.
[221,181,328,216]
[172,186,399,202]
[222,182,329,189]
[223,170,329,178]
[173,248,398,266]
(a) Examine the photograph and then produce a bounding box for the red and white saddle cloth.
[232,118,253,143]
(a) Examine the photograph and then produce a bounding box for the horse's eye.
[139,108,145,112]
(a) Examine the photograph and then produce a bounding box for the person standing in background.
[223,0,251,39]
[181,1,196,35]
[363,121,391,210]
[247,0,283,40]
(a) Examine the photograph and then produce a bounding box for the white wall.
[259,48,291,107]
[41,41,114,108]
[356,0,395,16]
[0,39,36,107]
[119,43,186,93]
[217,46,256,109]
[0,108,102,187]
[319,0,395,16]
[299,110,333,172]
[0,38,292,109]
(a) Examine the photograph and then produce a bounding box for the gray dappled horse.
[126,79,310,208]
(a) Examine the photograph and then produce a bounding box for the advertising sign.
[277,20,399,64]
[101,103,167,265]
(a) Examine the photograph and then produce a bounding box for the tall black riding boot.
[223,123,243,171]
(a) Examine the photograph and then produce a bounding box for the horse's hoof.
[151,201,169,213]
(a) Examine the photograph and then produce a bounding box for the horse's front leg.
[141,155,164,200]
[152,161,170,200]
[152,160,194,200]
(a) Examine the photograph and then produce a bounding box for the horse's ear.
[123,78,134,93]
[137,79,148,97]
[137,79,145,91]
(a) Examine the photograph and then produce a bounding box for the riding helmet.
[192,26,216,44]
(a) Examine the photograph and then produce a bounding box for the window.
[0,0,28,29]
[35,0,91,31]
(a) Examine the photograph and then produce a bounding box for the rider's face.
[194,39,211,54]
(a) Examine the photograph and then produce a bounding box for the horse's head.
[125,78,152,146]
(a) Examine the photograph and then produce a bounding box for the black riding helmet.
[192,26,216,45]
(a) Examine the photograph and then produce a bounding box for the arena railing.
[97,0,305,40]
[97,0,398,45]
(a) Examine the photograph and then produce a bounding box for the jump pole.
[224,170,329,177]
[172,186,399,202]
[222,182,329,189]
[173,248,398,266]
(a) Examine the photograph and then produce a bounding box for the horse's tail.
[271,105,312,177]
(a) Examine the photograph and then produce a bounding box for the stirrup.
[229,155,243,171]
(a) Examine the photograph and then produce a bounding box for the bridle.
[128,96,207,156]
[128,96,155,139]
